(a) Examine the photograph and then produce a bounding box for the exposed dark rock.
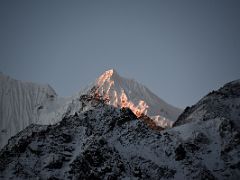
[45,159,63,169]
[193,132,210,145]
[197,168,216,180]
[28,145,42,156]
[61,133,72,143]
[184,142,200,153]
[1,80,240,179]
[175,144,186,161]
[229,161,240,170]
[139,114,164,131]
[219,119,233,138]
[174,80,240,127]
[69,138,124,179]
[174,106,195,127]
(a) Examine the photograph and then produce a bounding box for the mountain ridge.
[1,78,240,179]
[95,69,182,127]
[0,72,59,149]
[0,70,181,149]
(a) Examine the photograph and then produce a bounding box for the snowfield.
[0,78,240,179]
[0,70,182,149]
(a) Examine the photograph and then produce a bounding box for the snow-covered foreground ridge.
[0,79,240,179]
[0,70,181,149]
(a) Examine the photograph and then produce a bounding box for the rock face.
[0,89,174,179]
[1,80,240,179]
[0,70,181,149]
[95,69,182,128]
[174,79,240,127]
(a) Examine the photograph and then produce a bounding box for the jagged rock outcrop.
[174,80,240,127]
[0,69,182,150]
[95,69,182,128]
[1,80,240,179]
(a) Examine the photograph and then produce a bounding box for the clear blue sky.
[0,0,240,108]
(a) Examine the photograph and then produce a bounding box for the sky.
[0,0,240,108]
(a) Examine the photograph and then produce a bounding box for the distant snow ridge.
[0,69,182,149]
[95,69,182,128]
[1,79,240,179]
[0,73,70,149]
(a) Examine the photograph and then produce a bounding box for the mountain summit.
[0,70,181,149]
[1,78,240,179]
[94,69,182,127]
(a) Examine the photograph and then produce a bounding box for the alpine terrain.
[0,70,181,149]
[0,70,240,179]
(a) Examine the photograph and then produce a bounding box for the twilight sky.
[0,0,240,108]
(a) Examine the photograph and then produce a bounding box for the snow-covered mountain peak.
[0,70,181,150]
[94,69,182,128]
[1,78,240,179]
[95,69,124,90]
[0,73,70,149]
[0,73,56,96]
[96,69,117,87]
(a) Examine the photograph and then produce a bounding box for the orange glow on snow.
[97,69,114,86]
[120,89,148,117]
[96,69,149,117]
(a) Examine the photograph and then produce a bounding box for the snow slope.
[1,80,240,179]
[174,79,240,127]
[0,70,181,149]
[95,69,182,127]
[0,73,70,149]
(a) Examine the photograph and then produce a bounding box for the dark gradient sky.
[0,0,240,108]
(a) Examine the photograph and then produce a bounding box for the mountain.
[95,69,182,127]
[174,79,240,127]
[0,79,240,179]
[0,70,181,149]
[0,73,72,149]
